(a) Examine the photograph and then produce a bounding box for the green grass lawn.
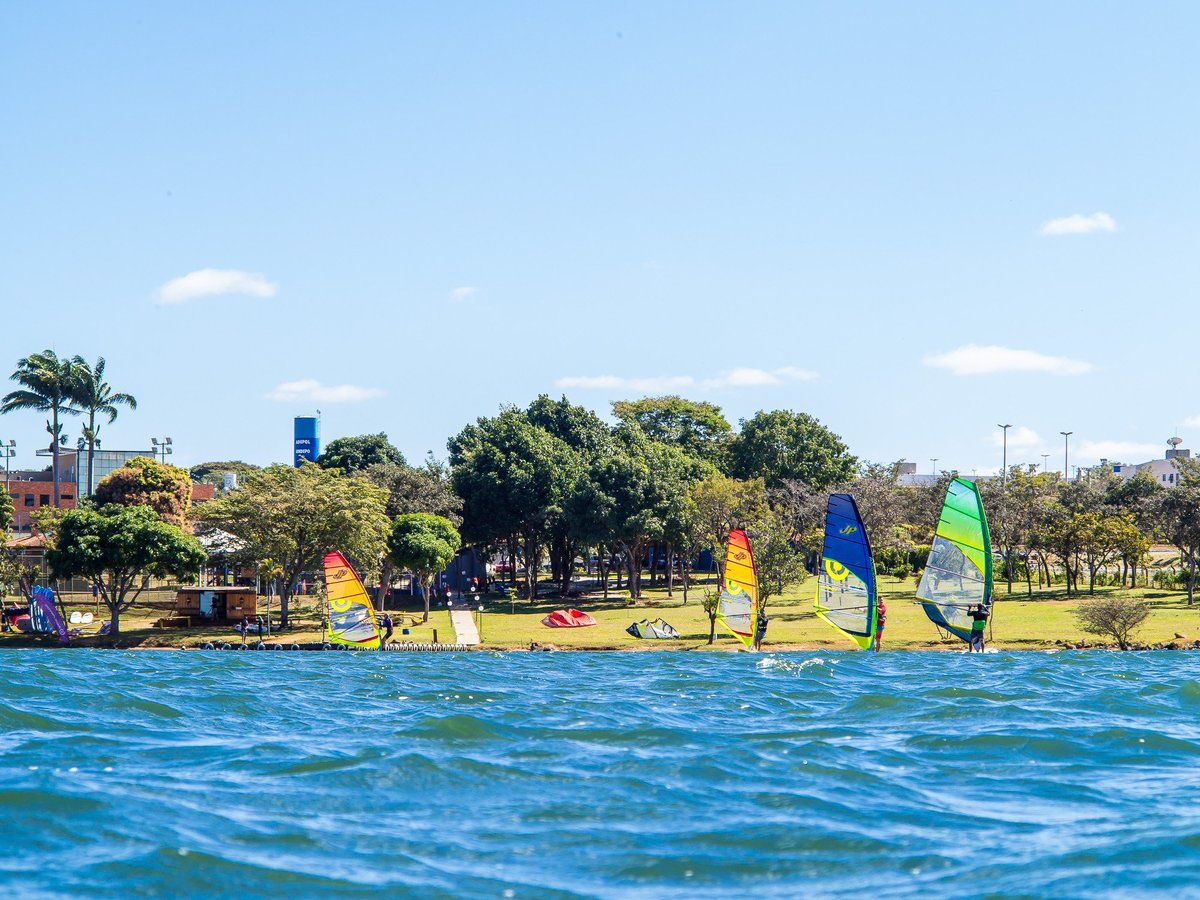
[3,575,1199,651]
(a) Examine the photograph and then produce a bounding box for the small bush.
[1074,596,1150,650]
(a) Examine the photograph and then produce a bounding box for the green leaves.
[316,433,406,474]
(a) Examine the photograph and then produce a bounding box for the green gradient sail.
[916,478,992,642]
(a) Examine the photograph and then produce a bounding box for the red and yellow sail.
[716,529,758,648]
[323,551,383,649]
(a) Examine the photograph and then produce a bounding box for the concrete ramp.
[450,608,481,646]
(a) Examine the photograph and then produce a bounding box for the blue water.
[2,650,1200,898]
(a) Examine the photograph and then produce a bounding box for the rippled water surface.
[3,650,1200,897]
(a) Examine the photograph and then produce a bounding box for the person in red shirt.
[873,600,887,651]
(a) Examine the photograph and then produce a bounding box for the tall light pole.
[1041,453,1050,473]
[1060,431,1072,479]
[0,440,14,491]
[150,437,173,465]
[998,424,1011,486]
[930,458,938,477]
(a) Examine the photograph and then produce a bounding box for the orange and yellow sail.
[323,551,383,649]
[716,529,758,648]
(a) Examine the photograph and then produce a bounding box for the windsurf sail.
[716,529,758,648]
[815,494,877,650]
[916,478,992,642]
[323,551,383,649]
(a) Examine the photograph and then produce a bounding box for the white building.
[1109,439,1192,487]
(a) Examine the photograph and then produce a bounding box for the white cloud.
[450,286,478,301]
[1182,416,1200,428]
[556,367,817,394]
[557,374,695,393]
[157,268,278,304]
[1040,212,1116,236]
[1076,440,1163,463]
[991,426,1042,450]
[265,380,384,404]
[923,344,1093,376]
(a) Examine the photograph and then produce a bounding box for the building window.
[62,494,74,503]
[39,494,49,506]
[24,494,33,507]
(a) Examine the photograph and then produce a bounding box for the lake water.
[1,649,1198,897]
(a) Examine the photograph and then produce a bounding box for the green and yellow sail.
[916,478,992,642]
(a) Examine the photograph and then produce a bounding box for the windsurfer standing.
[381,612,393,647]
[753,610,769,651]
[873,600,887,651]
[968,603,989,652]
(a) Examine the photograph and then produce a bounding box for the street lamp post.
[0,440,14,491]
[1060,432,1073,479]
[150,437,173,465]
[1041,454,1050,473]
[930,458,938,476]
[998,424,1011,486]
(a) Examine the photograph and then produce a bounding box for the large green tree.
[317,433,406,474]
[449,408,575,600]
[48,504,205,635]
[94,456,193,528]
[73,357,137,496]
[730,410,856,489]
[1,351,84,507]
[387,513,461,622]
[199,462,390,625]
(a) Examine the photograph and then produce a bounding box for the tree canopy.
[1,350,84,507]
[93,456,193,528]
[317,433,406,473]
[0,486,12,535]
[611,396,731,466]
[730,410,857,489]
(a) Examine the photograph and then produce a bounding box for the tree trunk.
[523,537,539,603]
[51,408,61,508]
[707,611,716,644]
[600,552,609,600]
[1189,552,1197,606]
[376,559,394,609]
[665,542,674,597]
[507,534,518,588]
[422,574,431,621]
[87,427,97,497]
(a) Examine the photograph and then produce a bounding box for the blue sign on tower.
[294,416,320,467]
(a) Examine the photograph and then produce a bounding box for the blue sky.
[2,2,1198,476]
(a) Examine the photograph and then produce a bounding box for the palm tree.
[74,357,137,496]
[1,351,84,507]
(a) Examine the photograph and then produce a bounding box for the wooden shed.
[175,586,258,625]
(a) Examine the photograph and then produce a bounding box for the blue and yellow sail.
[323,551,383,649]
[916,478,992,642]
[814,493,877,650]
[716,529,758,648]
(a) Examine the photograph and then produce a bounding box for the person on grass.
[753,609,769,651]
[874,600,887,651]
